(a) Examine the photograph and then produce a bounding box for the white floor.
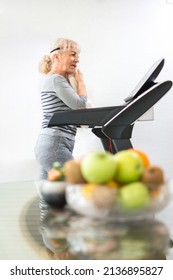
[0,159,40,183]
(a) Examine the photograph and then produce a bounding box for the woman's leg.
[34,132,75,219]
[35,133,74,179]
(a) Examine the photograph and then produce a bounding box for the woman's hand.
[74,69,84,84]
[73,69,87,97]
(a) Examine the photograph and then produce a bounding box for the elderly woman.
[34,38,87,180]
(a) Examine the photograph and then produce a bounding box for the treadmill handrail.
[48,106,125,127]
[103,80,172,128]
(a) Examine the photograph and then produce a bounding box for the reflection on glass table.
[40,206,170,260]
[1,180,173,260]
[35,180,173,260]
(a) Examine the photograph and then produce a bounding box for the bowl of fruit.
[64,149,170,221]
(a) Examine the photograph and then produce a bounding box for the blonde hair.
[38,38,80,74]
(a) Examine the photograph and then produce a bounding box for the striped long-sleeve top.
[40,74,87,138]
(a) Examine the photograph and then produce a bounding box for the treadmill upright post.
[92,124,134,154]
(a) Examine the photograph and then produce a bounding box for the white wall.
[0,0,173,182]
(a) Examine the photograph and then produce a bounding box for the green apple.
[114,150,144,184]
[119,182,150,210]
[80,151,117,184]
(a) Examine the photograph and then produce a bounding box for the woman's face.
[57,49,79,76]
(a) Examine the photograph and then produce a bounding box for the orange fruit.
[81,183,98,200]
[48,168,62,181]
[106,180,120,188]
[128,149,150,168]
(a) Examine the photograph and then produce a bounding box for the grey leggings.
[34,128,75,217]
[34,128,75,180]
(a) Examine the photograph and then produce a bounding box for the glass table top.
[0,180,173,260]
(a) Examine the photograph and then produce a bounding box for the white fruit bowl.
[65,183,170,221]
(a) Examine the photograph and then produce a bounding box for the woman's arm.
[54,75,87,109]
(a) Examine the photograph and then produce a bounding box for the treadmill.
[48,58,172,153]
